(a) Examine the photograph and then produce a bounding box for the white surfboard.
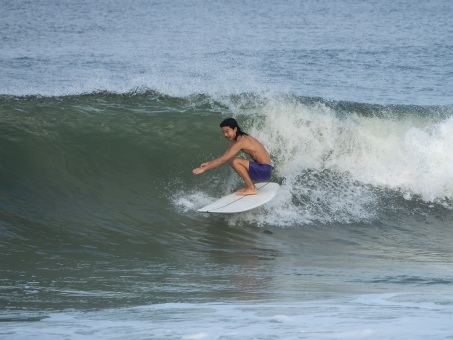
[198,182,280,214]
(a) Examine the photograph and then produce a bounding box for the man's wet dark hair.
[220,118,248,141]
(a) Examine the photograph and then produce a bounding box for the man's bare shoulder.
[243,135,263,147]
[238,134,256,143]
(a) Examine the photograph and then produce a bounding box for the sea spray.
[183,94,453,225]
[233,95,453,203]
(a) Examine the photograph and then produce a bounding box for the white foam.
[172,190,214,214]
[176,95,452,225]
[3,294,453,339]
[239,96,453,203]
[187,95,452,226]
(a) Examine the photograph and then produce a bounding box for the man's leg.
[230,158,257,195]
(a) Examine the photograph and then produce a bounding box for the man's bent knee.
[230,157,243,169]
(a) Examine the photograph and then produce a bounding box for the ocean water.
[1,0,453,339]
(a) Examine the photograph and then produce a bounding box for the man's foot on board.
[236,187,257,196]
[236,187,246,194]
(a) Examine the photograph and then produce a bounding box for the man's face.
[221,126,237,141]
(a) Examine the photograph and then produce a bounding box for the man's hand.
[192,162,209,175]
[192,167,204,175]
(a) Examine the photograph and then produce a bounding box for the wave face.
[1,91,452,232]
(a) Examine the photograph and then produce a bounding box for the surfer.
[192,118,273,196]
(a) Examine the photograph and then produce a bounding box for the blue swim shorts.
[248,162,273,182]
